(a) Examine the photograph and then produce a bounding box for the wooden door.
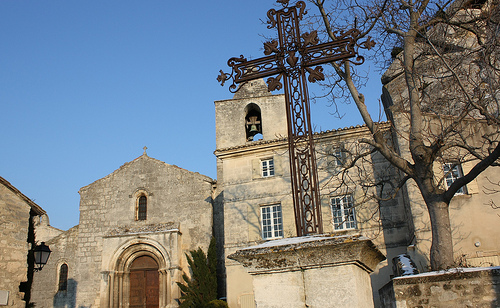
[129,256,159,308]
[145,270,159,307]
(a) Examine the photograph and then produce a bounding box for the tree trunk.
[426,197,455,270]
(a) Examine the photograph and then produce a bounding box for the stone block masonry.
[229,235,385,308]
[379,266,500,307]
[0,177,46,308]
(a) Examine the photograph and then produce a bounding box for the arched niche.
[244,103,263,141]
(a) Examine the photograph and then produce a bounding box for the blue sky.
[1,0,383,231]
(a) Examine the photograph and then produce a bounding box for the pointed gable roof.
[0,176,46,215]
[79,153,213,192]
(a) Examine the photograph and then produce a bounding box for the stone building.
[213,0,500,306]
[28,77,499,308]
[380,0,500,271]
[215,78,500,307]
[31,152,215,307]
[214,80,412,308]
[0,176,46,308]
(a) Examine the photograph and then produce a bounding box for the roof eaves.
[0,176,46,215]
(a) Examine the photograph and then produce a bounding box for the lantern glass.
[34,242,51,270]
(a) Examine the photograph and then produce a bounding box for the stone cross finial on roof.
[143,146,148,155]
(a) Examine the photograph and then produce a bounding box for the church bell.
[249,124,259,134]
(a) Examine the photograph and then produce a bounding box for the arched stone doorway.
[103,240,176,308]
[129,256,159,308]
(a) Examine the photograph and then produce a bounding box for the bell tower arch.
[244,103,262,141]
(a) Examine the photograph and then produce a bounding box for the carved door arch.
[105,241,174,308]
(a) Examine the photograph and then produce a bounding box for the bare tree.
[308,0,500,270]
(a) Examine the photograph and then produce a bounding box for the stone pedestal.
[228,235,385,308]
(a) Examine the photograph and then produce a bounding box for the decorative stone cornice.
[214,122,391,157]
[105,222,180,237]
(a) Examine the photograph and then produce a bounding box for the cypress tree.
[177,237,221,308]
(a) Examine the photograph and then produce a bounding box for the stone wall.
[31,225,79,308]
[34,214,63,243]
[379,267,500,307]
[0,183,31,307]
[0,177,45,308]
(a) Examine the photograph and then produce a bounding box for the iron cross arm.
[302,32,368,67]
[221,55,282,92]
[217,31,374,94]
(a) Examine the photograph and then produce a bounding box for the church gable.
[78,154,214,236]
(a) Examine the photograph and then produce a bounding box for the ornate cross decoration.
[217,0,374,237]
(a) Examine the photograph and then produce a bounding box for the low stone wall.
[379,267,500,307]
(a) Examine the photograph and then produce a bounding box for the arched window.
[137,195,147,220]
[58,263,68,291]
[245,103,262,141]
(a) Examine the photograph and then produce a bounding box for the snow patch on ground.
[394,266,500,279]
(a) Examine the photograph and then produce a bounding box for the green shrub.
[206,299,229,308]
[177,237,218,308]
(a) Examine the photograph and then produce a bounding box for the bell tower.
[213,78,289,306]
[214,79,287,150]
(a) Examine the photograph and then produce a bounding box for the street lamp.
[33,242,51,271]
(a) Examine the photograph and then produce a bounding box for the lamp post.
[33,242,51,271]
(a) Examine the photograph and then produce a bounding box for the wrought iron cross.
[218,0,374,237]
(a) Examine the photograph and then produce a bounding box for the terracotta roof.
[215,121,390,153]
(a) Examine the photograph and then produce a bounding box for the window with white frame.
[261,204,283,239]
[330,195,357,230]
[326,147,346,175]
[443,163,467,194]
[261,158,275,178]
[331,147,345,167]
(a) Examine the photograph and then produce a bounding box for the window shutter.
[433,161,445,188]
[273,155,282,176]
[252,159,260,179]
[462,160,479,194]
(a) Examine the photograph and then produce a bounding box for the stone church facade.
[31,154,214,308]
